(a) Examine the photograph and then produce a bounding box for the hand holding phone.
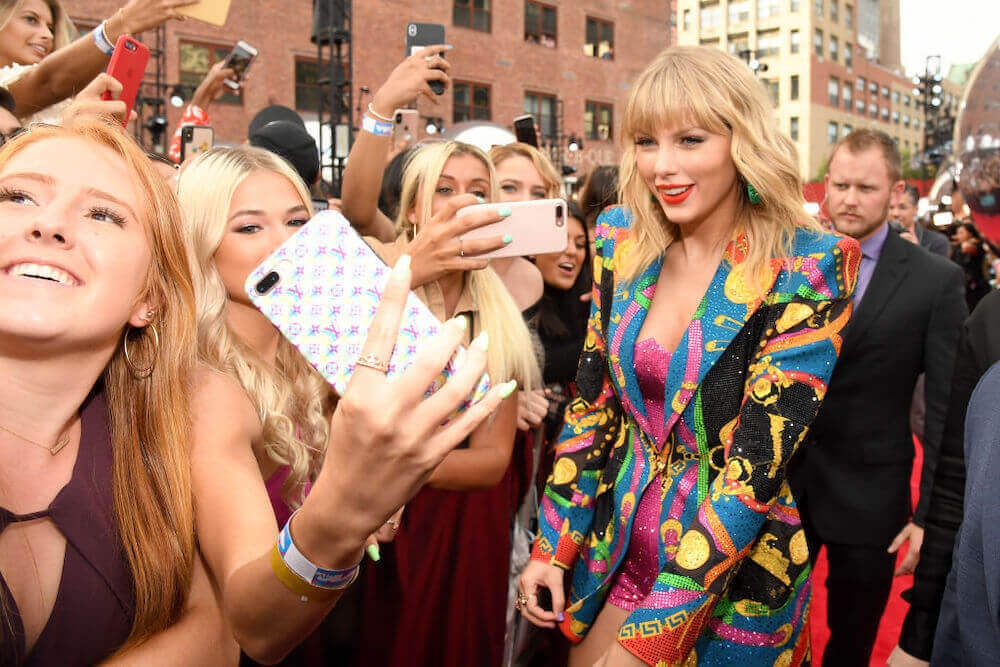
[405,22,447,95]
[222,40,258,91]
[102,35,150,127]
[457,199,568,260]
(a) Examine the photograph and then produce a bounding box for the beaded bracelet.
[362,113,393,137]
[270,511,360,602]
[92,20,115,55]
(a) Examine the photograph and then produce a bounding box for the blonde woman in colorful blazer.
[517,46,861,666]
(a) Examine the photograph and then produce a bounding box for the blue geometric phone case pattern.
[245,210,490,413]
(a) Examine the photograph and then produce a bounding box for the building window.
[524,1,557,46]
[828,76,840,106]
[728,33,749,56]
[814,29,823,56]
[842,123,853,137]
[180,41,241,105]
[453,81,491,123]
[829,35,838,61]
[845,42,853,68]
[891,109,899,124]
[790,29,800,53]
[584,101,613,141]
[830,0,838,22]
[914,119,920,130]
[856,99,865,112]
[857,77,865,91]
[845,3,853,28]
[828,121,838,144]
[869,102,877,118]
[764,78,779,107]
[757,0,780,20]
[454,0,491,32]
[683,9,691,30]
[881,107,889,121]
[729,0,750,23]
[524,92,557,140]
[700,3,721,30]
[790,0,800,11]
[903,113,910,127]
[869,81,878,94]
[294,58,321,112]
[584,16,614,59]
[881,85,889,98]
[814,0,823,17]
[903,94,910,106]
[790,74,800,100]
[757,30,780,57]
[790,116,800,140]
[892,90,900,104]
[843,82,852,110]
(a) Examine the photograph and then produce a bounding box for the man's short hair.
[828,128,902,183]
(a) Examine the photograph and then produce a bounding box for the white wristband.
[92,21,115,55]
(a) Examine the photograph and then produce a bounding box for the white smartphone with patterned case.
[245,210,490,412]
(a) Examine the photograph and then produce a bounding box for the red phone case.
[101,35,150,126]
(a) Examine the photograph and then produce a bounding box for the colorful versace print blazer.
[530,206,860,665]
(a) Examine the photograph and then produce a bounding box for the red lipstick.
[657,185,693,205]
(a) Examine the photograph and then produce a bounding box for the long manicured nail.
[557,612,565,622]
[498,207,512,217]
[499,380,518,399]
[471,331,489,351]
[476,196,486,204]
[391,254,411,280]
[502,234,513,244]
[445,44,454,50]
[367,543,381,562]
[450,315,468,330]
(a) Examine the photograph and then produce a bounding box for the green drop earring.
[747,183,762,205]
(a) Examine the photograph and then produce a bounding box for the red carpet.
[811,438,923,664]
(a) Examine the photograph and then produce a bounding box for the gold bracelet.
[269,543,341,603]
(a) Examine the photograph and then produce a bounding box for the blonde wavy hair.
[618,45,820,287]
[396,141,540,390]
[0,0,77,58]
[489,142,562,198]
[0,120,198,646]
[177,147,329,508]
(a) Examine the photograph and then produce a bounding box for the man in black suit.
[890,182,951,257]
[789,129,967,666]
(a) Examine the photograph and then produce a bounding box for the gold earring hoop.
[123,323,160,379]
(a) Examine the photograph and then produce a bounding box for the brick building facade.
[62,0,672,176]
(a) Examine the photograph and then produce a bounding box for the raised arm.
[9,0,196,118]
[340,46,450,242]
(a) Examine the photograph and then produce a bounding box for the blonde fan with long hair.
[518,46,860,666]
[178,147,327,509]
[0,120,233,664]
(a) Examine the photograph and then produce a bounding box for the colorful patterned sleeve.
[530,207,627,571]
[617,236,861,664]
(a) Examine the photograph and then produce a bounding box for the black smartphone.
[405,22,446,95]
[513,114,539,147]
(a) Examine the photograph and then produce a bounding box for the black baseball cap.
[249,119,320,186]
[247,105,306,137]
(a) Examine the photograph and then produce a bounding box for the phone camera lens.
[395,113,402,123]
[125,41,136,51]
[255,271,281,295]
[555,205,564,217]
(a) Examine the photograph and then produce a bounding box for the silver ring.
[459,239,465,258]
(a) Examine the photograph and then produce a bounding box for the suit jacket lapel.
[843,230,908,347]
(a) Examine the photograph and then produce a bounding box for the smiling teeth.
[9,263,76,285]
[663,187,689,195]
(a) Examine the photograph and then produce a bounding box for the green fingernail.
[499,380,518,399]
[502,234,513,244]
[498,207,512,217]
[476,196,486,204]
[367,543,381,562]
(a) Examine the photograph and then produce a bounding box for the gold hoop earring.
[123,323,159,379]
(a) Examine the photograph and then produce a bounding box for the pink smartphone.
[102,35,150,126]
[245,210,490,411]
[457,198,568,259]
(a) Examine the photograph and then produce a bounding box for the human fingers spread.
[348,254,412,390]
[389,315,476,420]
[424,380,515,468]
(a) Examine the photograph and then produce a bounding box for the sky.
[899,0,1000,78]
